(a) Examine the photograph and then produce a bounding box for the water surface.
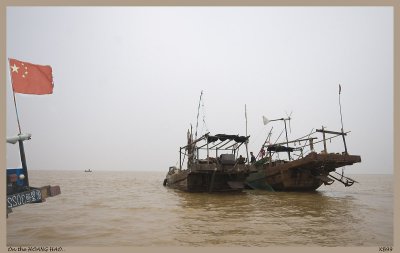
[7,171,393,246]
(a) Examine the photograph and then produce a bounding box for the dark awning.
[207,134,249,143]
[267,145,294,152]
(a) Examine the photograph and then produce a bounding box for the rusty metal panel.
[49,186,61,196]
[39,186,49,200]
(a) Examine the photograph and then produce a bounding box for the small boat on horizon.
[84,169,92,172]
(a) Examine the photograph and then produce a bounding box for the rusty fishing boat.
[246,124,361,191]
[164,131,255,192]
[246,85,361,191]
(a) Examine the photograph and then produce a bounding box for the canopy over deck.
[207,134,249,143]
[267,145,295,153]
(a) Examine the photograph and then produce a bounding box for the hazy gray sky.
[6,7,393,173]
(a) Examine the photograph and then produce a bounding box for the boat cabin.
[179,133,251,171]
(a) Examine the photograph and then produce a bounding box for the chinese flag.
[9,58,54,95]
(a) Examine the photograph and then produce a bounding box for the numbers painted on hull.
[7,189,42,208]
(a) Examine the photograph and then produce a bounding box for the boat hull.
[164,167,250,192]
[246,152,361,191]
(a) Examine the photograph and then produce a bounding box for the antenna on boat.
[283,118,291,160]
[195,90,203,140]
[286,111,293,133]
[338,84,348,154]
[245,104,250,164]
[245,104,248,137]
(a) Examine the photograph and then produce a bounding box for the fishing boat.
[246,126,361,191]
[246,85,361,191]
[84,169,92,172]
[163,132,256,192]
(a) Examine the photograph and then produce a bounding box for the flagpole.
[9,59,30,188]
[12,91,22,134]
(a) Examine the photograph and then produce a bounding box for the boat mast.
[245,104,250,164]
[195,90,203,141]
[245,104,248,136]
[193,91,204,162]
[321,126,327,153]
[283,118,291,160]
[338,84,348,154]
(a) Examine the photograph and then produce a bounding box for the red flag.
[9,58,53,95]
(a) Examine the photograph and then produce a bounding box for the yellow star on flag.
[11,64,19,73]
